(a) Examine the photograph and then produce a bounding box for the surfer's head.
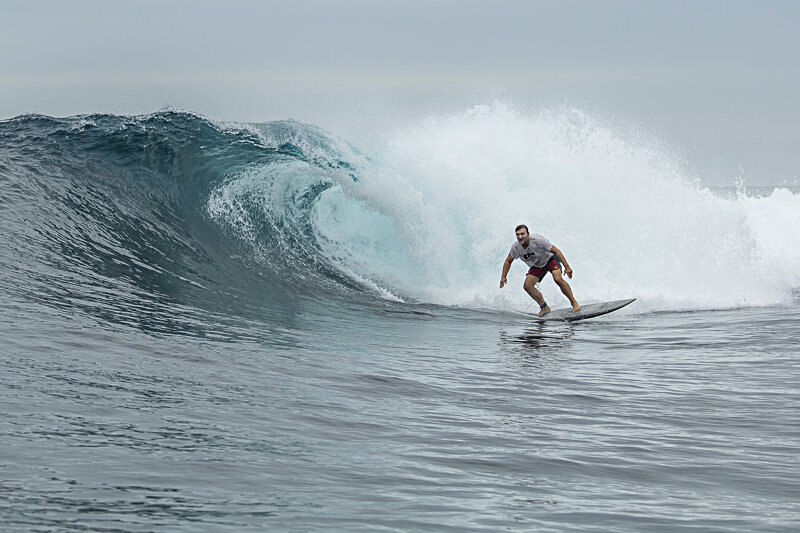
[515,224,530,245]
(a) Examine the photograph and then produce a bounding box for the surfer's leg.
[551,269,581,312]
[523,275,550,317]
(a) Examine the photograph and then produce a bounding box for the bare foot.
[537,305,551,317]
[572,304,581,313]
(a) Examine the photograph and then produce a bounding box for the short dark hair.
[515,224,529,233]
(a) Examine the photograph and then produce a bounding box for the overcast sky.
[2,0,799,185]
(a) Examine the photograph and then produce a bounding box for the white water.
[320,103,800,311]
[210,103,800,312]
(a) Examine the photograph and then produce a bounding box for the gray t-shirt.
[509,234,554,268]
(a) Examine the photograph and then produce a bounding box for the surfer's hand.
[564,266,573,279]
[500,278,507,288]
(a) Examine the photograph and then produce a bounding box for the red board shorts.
[526,256,562,281]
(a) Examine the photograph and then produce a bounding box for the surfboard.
[537,298,635,322]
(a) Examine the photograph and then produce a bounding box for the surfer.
[499,224,580,317]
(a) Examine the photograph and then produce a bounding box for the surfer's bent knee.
[523,275,540,288]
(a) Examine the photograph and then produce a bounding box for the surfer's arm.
[550,245,573,279]
[500,254,514,288]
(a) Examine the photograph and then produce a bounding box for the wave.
[207,103,800,312]
[1,106,798,332]
[0,111,345,334]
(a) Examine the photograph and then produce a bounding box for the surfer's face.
[515,228,529,246]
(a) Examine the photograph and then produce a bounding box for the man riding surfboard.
[500,224,580,317]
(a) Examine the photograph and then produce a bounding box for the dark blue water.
[1,112,799,531]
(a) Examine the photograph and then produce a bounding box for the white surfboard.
[538,298,636,321]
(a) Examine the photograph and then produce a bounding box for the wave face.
[0,111,331,335]
[2,106,799,331]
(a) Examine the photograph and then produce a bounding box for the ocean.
[1,107,799,531]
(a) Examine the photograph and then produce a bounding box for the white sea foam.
[315,102,800,312]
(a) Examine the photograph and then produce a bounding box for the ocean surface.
[1,108,799,531]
